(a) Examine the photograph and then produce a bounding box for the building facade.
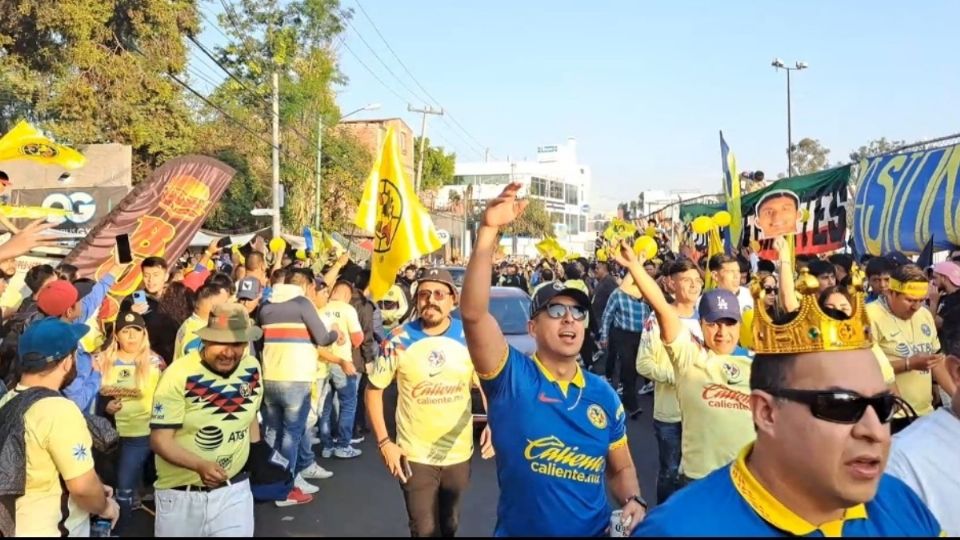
[454,138,592,253]
[337,117,416,182]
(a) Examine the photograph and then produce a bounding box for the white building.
[454,138,592,255]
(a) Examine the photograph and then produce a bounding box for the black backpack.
[0,302,43,387]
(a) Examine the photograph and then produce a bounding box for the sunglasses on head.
[767,388,905,424]
[540,303,588,321]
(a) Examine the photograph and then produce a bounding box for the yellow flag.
[355,126,442,299]
[0,121,86,169]
[603,218,637,243]
[704,226,724,290]
[535,238,554,258]
[0,205,71,219]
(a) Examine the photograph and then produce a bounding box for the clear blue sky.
[195,0,960,212]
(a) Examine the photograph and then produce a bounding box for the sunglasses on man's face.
[541,303,588,321]
[416,289,452,302]
[768,388,903,424]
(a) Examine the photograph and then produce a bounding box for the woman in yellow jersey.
[865,264,955,432]
[99,311,164,535]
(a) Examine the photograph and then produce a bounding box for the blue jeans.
[653,420,683,504]
[319,367,359,451]
[262,381,312,475]
[116,436,152,536]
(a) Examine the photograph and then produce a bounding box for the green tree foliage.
[789,137,831,176]
[0,0,199,181]
[503,198,552,238]
[849,137,906,162]
[413,137,456,191]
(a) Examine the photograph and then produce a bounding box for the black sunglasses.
[763,286,778,294]
[767,388,906,424]
[541,303,588,321]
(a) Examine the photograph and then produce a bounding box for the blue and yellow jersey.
[634,444,944,537]
[479,346,626,537]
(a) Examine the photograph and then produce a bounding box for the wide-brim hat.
[195,303,263,343]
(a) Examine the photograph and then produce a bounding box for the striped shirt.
[600,288,651,342]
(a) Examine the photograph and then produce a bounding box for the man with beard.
[461,183,646,537]
[366,268,493,537]
[0,318,119,536]
[635,262,943,536]
[150,303,264,537]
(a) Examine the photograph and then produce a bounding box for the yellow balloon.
[645,226,657,237]
[633,236,658,261]
[269,238,286,253]
[713,210,732,228]
[205,259,215,270]
[691,216,714,235]
[739,307,754,349]
[295,249,307,260]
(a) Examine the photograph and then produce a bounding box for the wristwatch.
[626,494,648,510]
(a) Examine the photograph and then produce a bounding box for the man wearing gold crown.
[612,241,755,489]
[633,244,945,536]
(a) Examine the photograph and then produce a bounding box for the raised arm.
[612,241,681,344]
[461,182,528,375]
[775,236,799,313]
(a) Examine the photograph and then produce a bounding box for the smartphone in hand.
[115,234,133,264]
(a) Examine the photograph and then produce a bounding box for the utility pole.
[408,104,443,192]
[314,115,322,230]
[271,71,281,238]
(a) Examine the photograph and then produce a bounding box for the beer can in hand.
[610,509,627,537]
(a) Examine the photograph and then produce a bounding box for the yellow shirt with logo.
[636,311,703,423]
[150,350,263,489]
[317,300,362,379]
[664,328,755,480]
[866,301,941,416]
[369,318,475,466]
[0,387,95,537]
[174,314,207,360]
[103,354,164,437]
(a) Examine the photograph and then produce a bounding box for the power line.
[343,19,426,105]
[337,37,411,104]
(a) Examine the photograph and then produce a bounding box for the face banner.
[62,155,235,320]
[682,166,851,257]
[853,143,960,256]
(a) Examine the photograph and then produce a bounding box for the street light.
[771,58,808,176]
[314,102,382,228]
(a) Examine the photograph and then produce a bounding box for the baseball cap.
[883,251,911,267]
[115,311,146,333]
[698,289,742,324]
[36,280,79,317]
[932,261,960,288]
[416,267,457,294]
[195,303,264,344]
[18,317,89,371]
[530,281,590,318]
[237,277,262,301]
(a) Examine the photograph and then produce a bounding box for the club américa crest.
[375,178,403,257]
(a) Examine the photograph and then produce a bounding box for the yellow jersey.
[174,314,206,360]
[635,311,703,423]
[866,301,940,416]
[369,318,475,466]
[664,328,755,480]
[317,300,362,379]
[150,351,263,489]
[103,353,164,437]
[0,387,96,537]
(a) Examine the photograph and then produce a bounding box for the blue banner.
[853,144,960,256]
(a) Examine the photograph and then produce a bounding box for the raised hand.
[482,182,528,228]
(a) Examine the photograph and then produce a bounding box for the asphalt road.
[130,392,659,537]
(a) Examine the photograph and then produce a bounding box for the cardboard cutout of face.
[754,189,802,239]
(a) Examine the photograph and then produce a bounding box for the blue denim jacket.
[63,274,116,413]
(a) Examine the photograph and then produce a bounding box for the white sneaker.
[294,474,319,495]
[334,446,362,459]
[300,462,334,480]
[321,448,333,459]
[310,435,322,445]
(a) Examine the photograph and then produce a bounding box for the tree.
[849,137,906,162]
[790,138,831,176]
[0,0,199,182]
[413,137,456,191]
[503,198,552,238]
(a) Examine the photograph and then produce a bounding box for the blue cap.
[698,289,742,323]
[18,317,90,371]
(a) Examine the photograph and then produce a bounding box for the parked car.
[453,287,534,423]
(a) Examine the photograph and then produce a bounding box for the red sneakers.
[275,487,313,507]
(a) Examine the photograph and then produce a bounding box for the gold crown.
[751,265,873,355]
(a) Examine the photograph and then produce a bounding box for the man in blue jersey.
[461,183,646,537]
[634,244,943,537]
